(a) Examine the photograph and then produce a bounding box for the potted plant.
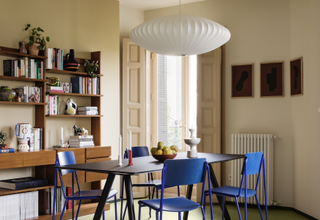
[84,59,100,78]
[24,24,50,55]
[0,131,8,149]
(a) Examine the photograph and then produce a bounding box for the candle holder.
[184,128,201,158]
[128,149,133,166]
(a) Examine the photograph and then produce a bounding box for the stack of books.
[77,106,98,115]
[46,86,64,93]
[69,135,94,148]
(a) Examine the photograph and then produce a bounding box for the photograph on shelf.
[260,61,284,97]
[60,82,70,93]
[231,64,254,98]
[290,57,303,96]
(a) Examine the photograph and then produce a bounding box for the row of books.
[3,58,44,79]
[46,95,61,115]
[78,106,98,115]
[0,191,38,220]
[46,187,70,214]
[30,127,44,150]
[71,76,100,95]
[69,135,94,148]
[12,86,42,103]
[46,48,64,70]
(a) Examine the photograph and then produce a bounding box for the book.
[69,135,93,139]
[78,110,98,115]
[0,148,15,153]
[0,177,48,190]
[69,143,94,148]
[46,48,53,69]
[70,77,81,93]
[77,106,98,111]
[34,127,43,149]
[66,187,72,209]
[69,138,93,142]
[3,60,14,76]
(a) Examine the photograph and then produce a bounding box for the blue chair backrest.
[241,151,263,176]
[163,158,206,187]
[124,146,149,159]
[57,151,77,176]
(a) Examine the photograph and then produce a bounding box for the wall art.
[231,64,253,98]
[260,61,284,97]
[290,57,303,96]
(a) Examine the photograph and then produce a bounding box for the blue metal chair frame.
[137,158,212,220]
[120,146,180,220]
[52,151,118,220]
[205,151,268,220]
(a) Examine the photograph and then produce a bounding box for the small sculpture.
[73,125,82,136]
[81,127,88,135]
[65,98,77,115]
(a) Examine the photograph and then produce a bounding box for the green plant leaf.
[46,36,50,42]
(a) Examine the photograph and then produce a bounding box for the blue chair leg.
[114,195,118,220]
[103,208,105,220]
[255,194,264,220]
[178,212,181,220]
[138,203,142,220]
[200,206,206,220]
[222,196,225,220]
[59,200,67,220]
[75,200,82,220]
[235,197,242,220]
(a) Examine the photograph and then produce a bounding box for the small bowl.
[151,154,177,162]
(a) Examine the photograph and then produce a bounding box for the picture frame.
[60,82,70,93]
[260,61,284,97]
[231,64,253,98]
[290,57,303,96]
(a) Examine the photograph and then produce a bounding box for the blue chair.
[205,151,268,220]
[120,146,180,220]
[137,158,212,220]
[52,151,118,220]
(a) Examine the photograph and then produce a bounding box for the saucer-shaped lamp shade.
[130,15,231,56]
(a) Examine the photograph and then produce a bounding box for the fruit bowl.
[151,154,177,162]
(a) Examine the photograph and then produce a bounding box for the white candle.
[129,130,132,150]
[119,135,122,156]
[60,127,63,141]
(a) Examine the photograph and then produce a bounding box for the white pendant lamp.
[130,2,231,56]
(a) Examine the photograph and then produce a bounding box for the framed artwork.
[231,64,253,98]
[290,57,303,96]
[260,61,284,97]
[61,82,70,93]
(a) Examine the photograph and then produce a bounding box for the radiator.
[231,133,276,206]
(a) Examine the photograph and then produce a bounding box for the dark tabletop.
[55,152,244,175]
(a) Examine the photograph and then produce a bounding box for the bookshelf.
[0,46,110,219]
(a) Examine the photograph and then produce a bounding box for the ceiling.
[119,0,205,11]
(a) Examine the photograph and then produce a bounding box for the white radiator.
[231,133,277,206]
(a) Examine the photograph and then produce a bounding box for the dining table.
[55,152,244,220]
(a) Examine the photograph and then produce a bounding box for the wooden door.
[197,48,222,202]
[122,38,147,198]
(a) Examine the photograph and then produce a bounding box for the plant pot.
[28,43,40,55]
[0,86,16,101]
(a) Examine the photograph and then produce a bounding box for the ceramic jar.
[0,86,16,101]
[64,49,80,71]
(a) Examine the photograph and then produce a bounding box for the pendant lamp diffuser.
[130,15,231,56]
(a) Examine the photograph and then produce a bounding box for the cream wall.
[290,0,320,218]
[145,0,294,209]
[0,0,120,183]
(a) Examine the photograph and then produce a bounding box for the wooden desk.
[56,152,244,220]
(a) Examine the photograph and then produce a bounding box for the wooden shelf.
[0,46,47,60]
[46,69,103,77]
[0,185,53,196]
[29,203,110,220]
[0,101,46,105]
[46,92,102,97]
[0,75,46,82]
[46,115,103,118]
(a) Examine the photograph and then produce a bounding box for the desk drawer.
[85,157,110,182]
[86,146,111,159]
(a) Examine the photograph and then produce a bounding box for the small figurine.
[73,125,82,136]
[81,127,88,135]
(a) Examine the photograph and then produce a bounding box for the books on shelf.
[69,135,93,139]
[46,85,64,93]
[2,58,43,79]
[78,110,98,115]
[70,76,100,95]
[69,135,94,148]
[46,95,61,115]
[77,106,98,115]
[0,148,15,153]
[0,177,48,190]
[46,48,64,70]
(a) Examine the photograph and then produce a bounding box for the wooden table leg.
[93,173,115,220]
[124,175,135,220]
[209,164,231,220]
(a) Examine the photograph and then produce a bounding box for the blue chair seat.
[209,185,257,198]
[139,197,202,212]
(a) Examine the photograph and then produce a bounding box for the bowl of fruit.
[151,141,178,162]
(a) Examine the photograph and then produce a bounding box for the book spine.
[24,57,28,78]
[15,179,48,190]
[77,106,98,111]
[78,110,98,115]
[0,148,15,153]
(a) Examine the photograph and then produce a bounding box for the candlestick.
[129,130,132,150]
[118,135,123,166]
[128,130,133,165]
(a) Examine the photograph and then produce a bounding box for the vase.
[20,41,27,54]
[28,43,40,55]
[0,86,16,101]
[64,49,80,71]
